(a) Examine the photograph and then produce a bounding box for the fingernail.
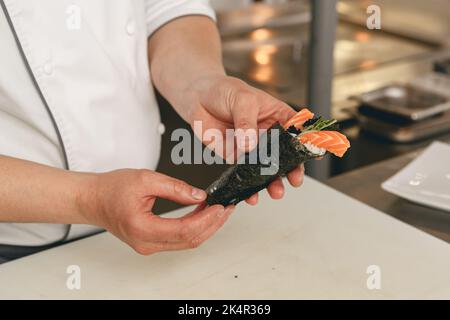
[191,188,206,200]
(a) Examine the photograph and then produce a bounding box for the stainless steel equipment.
[412,72,450,99]
[220,7,434,119]
[356,111,450,143]
[358,84,450,122]
[434,58,450,75]
[338,0,450,47]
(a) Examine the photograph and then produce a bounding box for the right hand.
[81,169,234,255]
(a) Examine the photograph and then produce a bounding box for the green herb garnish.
[300,117,339,135]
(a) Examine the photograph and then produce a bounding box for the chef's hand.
[149,17,304,206]
[186,74,305,205]
[84,169,234,255]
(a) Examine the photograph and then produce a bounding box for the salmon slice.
[299,131,350,157]
[284,108,315,129]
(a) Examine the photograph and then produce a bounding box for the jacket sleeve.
[144,0,216,37]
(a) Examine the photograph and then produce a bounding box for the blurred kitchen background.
[155,0,450,224]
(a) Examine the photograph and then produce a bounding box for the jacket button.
[126,21,135,35]
[158,123,166,135]
[43,63,53,75]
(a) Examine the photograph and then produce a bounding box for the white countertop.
[1,176,450,299]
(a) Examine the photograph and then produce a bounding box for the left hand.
[184,74,305,205]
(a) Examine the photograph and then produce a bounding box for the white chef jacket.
[0,0,215,246]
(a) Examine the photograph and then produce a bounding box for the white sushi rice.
[303,141,326,156]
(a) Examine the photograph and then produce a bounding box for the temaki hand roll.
[205,108,350,206]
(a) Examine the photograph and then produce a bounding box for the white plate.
[382,141,450,212]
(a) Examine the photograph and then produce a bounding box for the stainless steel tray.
[358,84,450,122]
[357,111,450,143]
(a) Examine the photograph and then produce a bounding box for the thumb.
[149,172,207,205]
[231,103,259,153]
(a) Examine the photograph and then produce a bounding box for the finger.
[231,99,259,153]
[245,193,258,205]
[187,205,235,248]
[134,204,225,243]
[134,206,235,254]
[275,102,297,126]
[287,164,305,187]
[148,172,206,205]
[246,87,295,128]
[267,177,284,199]
[194,110,230,159]
[224,134,242,164]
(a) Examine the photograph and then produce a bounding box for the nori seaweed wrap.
[205,108,350,206]
[205,123,320,206]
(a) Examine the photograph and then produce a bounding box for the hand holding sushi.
[178,75,307,204]
[82,169,235,255]
[206,108,351,206]
[0,156,236,255]
[175,74,350,206]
